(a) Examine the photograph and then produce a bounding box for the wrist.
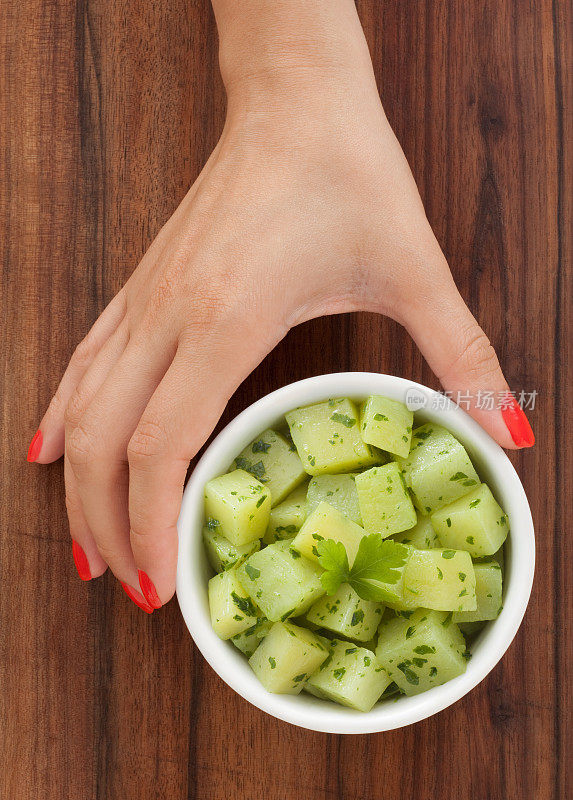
[212,0,376,110]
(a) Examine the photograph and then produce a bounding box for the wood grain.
[1,1,570,798]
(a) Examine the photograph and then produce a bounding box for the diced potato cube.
[453,562,503,623]
[264,482,308,544]
[360,396,413,458]
[392,516,440,549]
[430,483,509,557]
[355,462,417,537]
[376,609,468,696]
[204,469,271,545]
[236,541,325,622]
[203,526,260,573]
[306,639,391,712]
[208,569,259,640]
[396,424,480,515]
[400,548,477,612]
[231,429,306,506]
[285,398,383,476]
[306,583,385,642]
[231,617,274,657]
[291,501,367,566]
[306,473,362,524]
[249,621,329,694]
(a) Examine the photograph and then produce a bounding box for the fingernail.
[72,540,91,581]
[120,582,154,614]
[501,394,535,448]
[27,429,43,462]
[138,570,162,609]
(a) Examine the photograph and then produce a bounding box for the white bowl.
[176,373,534,734]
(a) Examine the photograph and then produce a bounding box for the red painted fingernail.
[27,429,43,462]
[501,394,535,448]
[120,582,154,614]
[138,570,162,609]
[72,540,92,581]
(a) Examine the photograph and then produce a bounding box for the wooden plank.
[0,0,569,798]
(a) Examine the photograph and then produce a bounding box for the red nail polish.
[138,570,162,609]
[120,582,154,614]
[501,394,535,448]
[72,540,92,581]
[27,429,43,462]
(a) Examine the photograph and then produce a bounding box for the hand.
[29,8,533,611]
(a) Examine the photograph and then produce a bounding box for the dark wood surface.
[1,1,570,798]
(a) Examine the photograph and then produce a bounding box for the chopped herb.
[293,673,307,683]
[462,649,472,661]
[275,525,298,535]
[290,549,301,559]
[374,413,389,422]
[351,609,365,626]
[397,663,419,685]
[450,471,468,482]
[333,668,347,681]
[311,533,325,541]
[466,536,475,544]
[405,626,416,639]
[364,656,371,666]
[398,610,414,619]
[233,614,243,621]
[255,495,267,508]
[330,413,356,428]
[469,499,481,508]
[231,592,257,616]
[442,611,453,626]
[437,567,444,580]
[268,657,276,669]
[459,588,468,597]
[251,439,271,454]
[245,564,260,580]
[414,645,436,655]
[308,455,316,467]
[463,479,477,486]
[459,572,466,582]
[206,518,220,530]
[446,518,452,528]
[414,431,431,440]
[345,647,358,655]
[402,435,409,442]
[442,550,456,559]
[429,666,438,677]
[412,657,427,667]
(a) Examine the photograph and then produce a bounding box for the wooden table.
[1,1,570,798]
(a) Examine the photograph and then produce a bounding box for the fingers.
[403,270,534,449]
[31,290,127,464]
[65,331,176,599]
[129,325,280,607]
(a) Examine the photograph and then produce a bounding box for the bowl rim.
[176,372,535,734]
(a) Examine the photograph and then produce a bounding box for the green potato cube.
[231,617,274,657]
[208,569,259,640]
[400,548,477,612]
[305,583,385,642]
[306,473,362,524]
[202,526,260,573]
[264,482,308,544]
[236,541,325,622]
[355,462,417,537]
[430,483,509,557]
[249,621,329,694]
[285,398,383,476]
[306,639,391,712]
[392,516,440,550]
[291,501,367,566]
[204,469,271,545]
[360,395,414,458]
[396,424,480,515]
[231,429,306,506]
[453,562,503,623]
[376,608,468,696]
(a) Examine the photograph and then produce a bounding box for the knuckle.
[64,387,90,429]
[127,420,169,465]
[449,330,501,383]
[66,423,97,469]
[71,334,97,368]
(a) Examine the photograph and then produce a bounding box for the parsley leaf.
[348,535,409,601]
[316,539,350,595]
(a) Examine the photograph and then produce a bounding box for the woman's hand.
[28,0,533,611]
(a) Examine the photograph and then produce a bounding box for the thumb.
[403,275,535,450]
